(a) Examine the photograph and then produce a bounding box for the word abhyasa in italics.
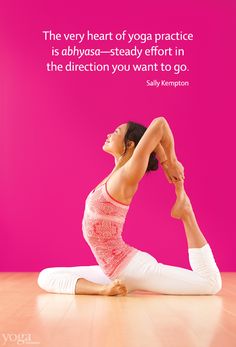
[54,46,173,59]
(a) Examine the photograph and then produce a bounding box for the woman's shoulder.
[106,167,139,205]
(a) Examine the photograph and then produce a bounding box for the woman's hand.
[161,158,185,183]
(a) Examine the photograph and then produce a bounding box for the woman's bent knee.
[37,267,82,294]
[37,268,55,291]
[209,273,222,294]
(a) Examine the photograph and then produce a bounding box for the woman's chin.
[102,144,109,152]
[102,144,113,154]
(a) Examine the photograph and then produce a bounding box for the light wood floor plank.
[0,272,235,347]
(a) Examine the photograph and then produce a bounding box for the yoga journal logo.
[1,333,40,345]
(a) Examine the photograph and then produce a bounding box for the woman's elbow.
[153,116,167,124]
[152,116,167,129]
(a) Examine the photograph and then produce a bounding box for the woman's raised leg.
[170,180,222,293]
[117,180,222,295]
[171,180,208,248]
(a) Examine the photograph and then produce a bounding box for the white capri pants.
[37,243,222,295]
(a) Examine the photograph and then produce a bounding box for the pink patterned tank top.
[82,180,139,280]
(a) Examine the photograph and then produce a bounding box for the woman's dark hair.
[123,121,159,173]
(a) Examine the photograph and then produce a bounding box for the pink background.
[0,0,235,271]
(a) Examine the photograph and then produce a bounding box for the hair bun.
[147,152,159,172]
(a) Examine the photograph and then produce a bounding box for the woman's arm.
[154,117,177,162]
[154,120,185,182]
[154,143,168,164]
[123,117,183,185]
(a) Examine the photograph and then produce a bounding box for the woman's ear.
[127,140,135,149]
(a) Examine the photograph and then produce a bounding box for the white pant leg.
[37,265,112,294]
[117,243,222,295]
[187,243,222,294]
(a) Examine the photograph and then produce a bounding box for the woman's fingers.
[165,172,172,183]
[162,161,185,183]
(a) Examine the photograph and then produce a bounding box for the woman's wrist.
[161,156,177,165]
[160,159,168,165]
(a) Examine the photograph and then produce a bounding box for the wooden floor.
[0,272,235,347]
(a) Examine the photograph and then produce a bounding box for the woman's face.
[102,123,128,156]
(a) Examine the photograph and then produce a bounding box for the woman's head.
[102,121,159,173]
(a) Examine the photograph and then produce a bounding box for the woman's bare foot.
[171,181,193,219]
[100,279,128,296]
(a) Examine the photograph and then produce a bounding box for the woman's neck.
[114,150,133,167]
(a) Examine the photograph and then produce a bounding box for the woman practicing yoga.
[37,117,222,296]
